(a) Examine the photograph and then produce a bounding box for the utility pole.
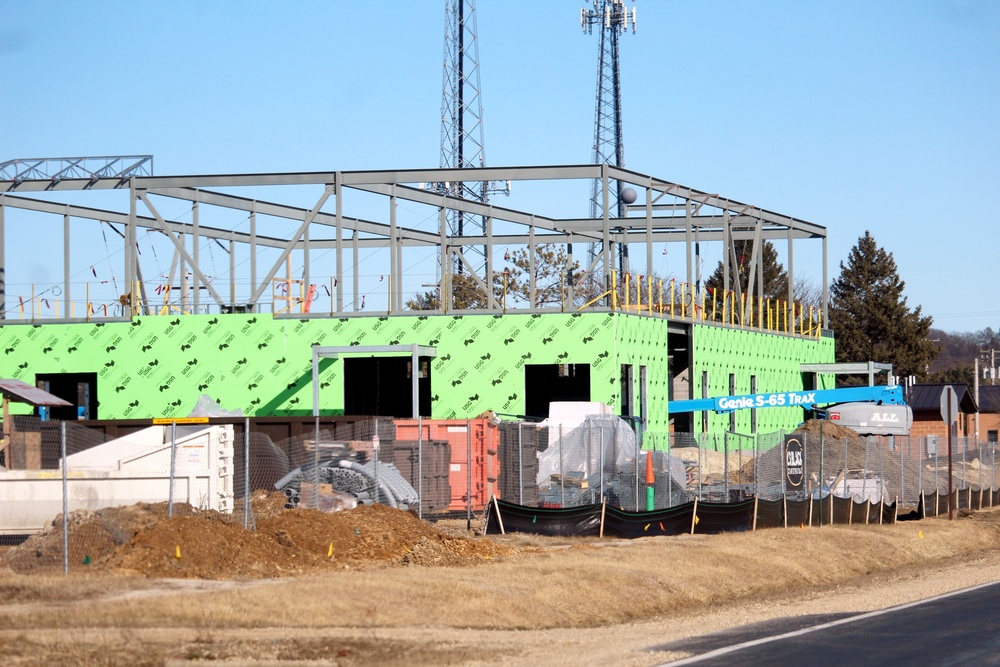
[974,357,980,440]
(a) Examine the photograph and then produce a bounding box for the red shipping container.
[394,417,499,512]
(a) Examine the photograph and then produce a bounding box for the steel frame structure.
[0,156,153,184]
[0,164,828,324]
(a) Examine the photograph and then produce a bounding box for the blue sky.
[2,0,998,332]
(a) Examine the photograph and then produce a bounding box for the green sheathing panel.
[612,313,670,432]
[689,325,836,435]
[424,312,621,419]
[0,312,655,420]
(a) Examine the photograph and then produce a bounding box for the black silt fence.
[485,494,901,540]
[602,504,695,538]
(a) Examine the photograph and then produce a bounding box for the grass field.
[2,507,999,666]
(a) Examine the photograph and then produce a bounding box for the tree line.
[408,230,982,387]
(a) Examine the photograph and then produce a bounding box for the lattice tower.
[581,0,636,278]
[439,0,489,277]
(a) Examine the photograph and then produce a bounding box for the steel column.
[63,212,70,318]
[335,173,344,313]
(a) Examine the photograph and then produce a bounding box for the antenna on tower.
[437,0,508,290]
[581,0,636,292]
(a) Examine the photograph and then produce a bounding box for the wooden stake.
[752,495,759,531]
[691,497,699,535]
[599,497,607,539]
[0,396,9,469]
[489,495,505,536]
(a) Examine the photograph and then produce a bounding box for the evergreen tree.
[703,239,789,322]
[928,365,976,386]
[704,239,789,305]
[829,231,937,384]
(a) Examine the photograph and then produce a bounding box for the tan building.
[977,385,1000,446]
[904,383,978,445]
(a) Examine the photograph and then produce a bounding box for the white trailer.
[0,424,234,535]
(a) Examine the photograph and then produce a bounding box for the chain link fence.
[2,415,999,573]
[0,416,490,573]
[493,420,999,515]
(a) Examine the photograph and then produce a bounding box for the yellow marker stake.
[328,543,334,557]
[918,530,924,539]
[175,545,181,559]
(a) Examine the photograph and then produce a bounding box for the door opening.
[524,363,591,420]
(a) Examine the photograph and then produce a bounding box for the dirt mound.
[2,502,203,574]
[2,491,514,579]
[795,418,866,442]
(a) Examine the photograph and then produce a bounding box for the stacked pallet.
[497,422,544,506]
[391,440,452,515]
[334,418,396,443]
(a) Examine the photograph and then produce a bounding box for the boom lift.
[668,385,911,436]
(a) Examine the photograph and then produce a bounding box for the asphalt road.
[653,581,1000,666]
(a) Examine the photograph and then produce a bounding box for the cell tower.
[439,0,490,277]
[581,0,636,275]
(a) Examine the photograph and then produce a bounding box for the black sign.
[784,436,804,488]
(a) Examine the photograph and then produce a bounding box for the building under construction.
[0,160,834,440]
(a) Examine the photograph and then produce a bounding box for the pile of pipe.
[274,456,420,511]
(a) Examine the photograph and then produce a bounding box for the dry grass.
[3,511,1000,665]
[3,511,1000,634]
[0,570,159,605]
